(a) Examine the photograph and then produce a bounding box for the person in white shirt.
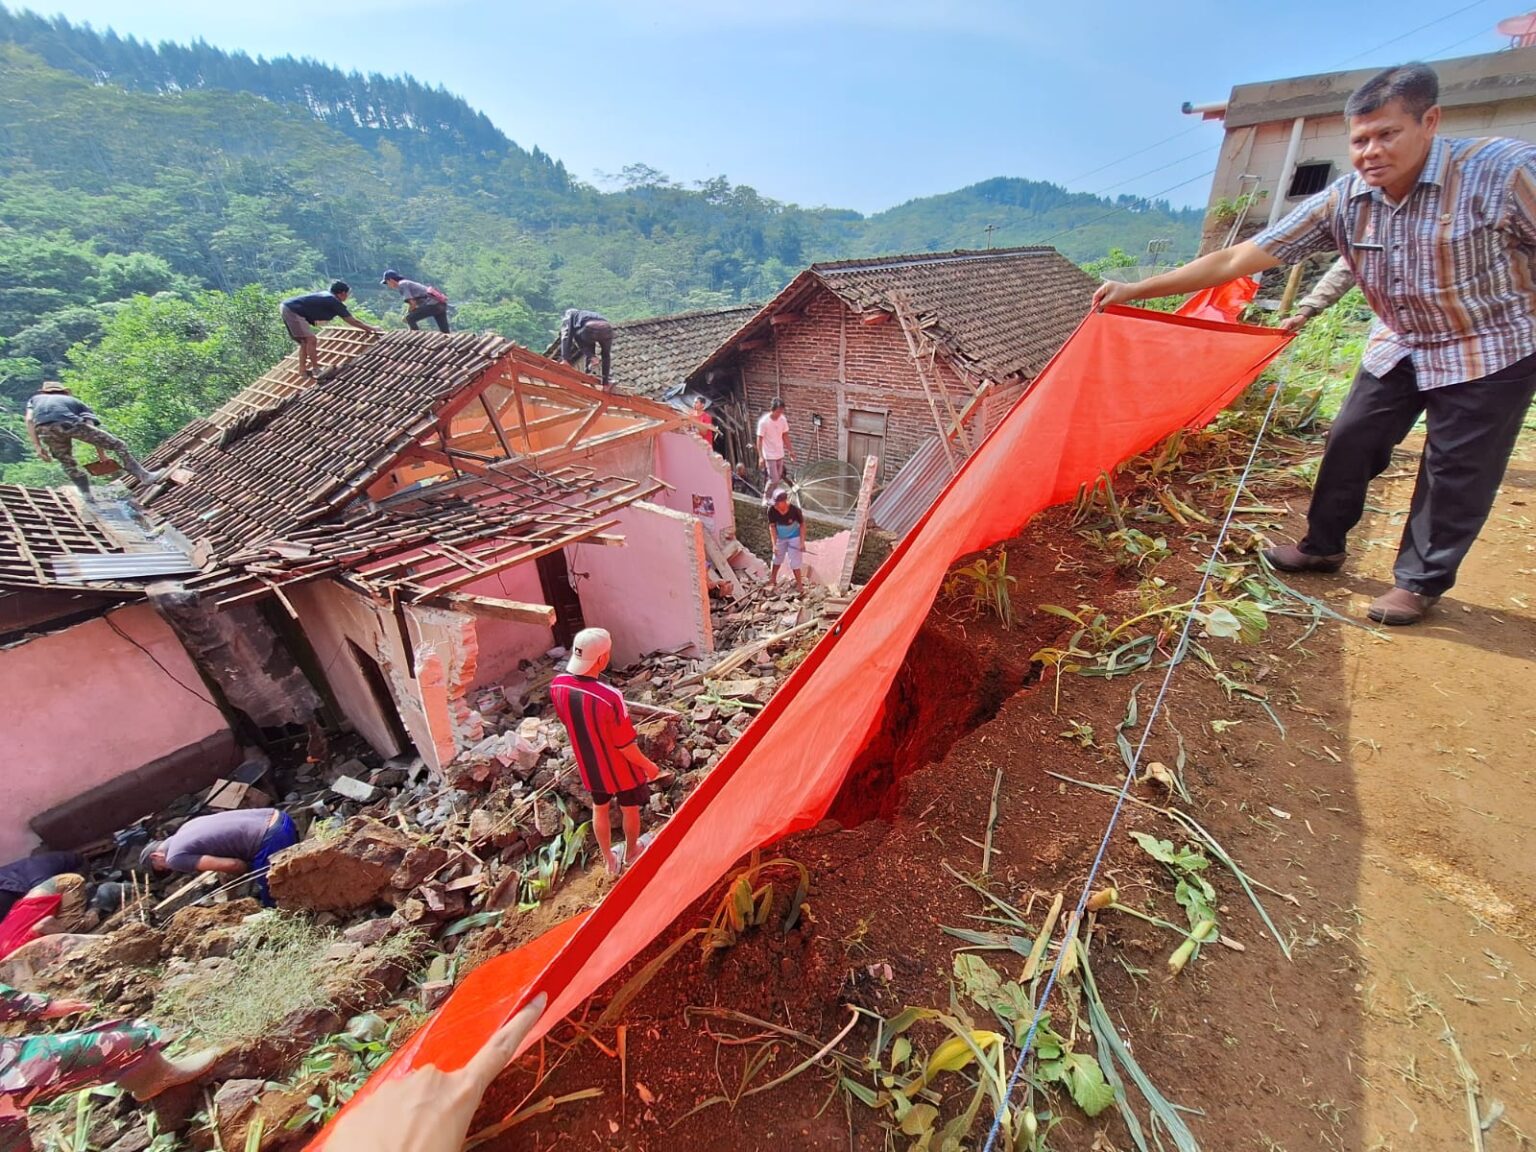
[755,397,794,500]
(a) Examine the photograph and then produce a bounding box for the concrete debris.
[267,818,414,912]
[330,775,380,804]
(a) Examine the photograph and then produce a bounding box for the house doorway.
[346,639,412,752]
[536,550,586,649]
[840,407,887,507]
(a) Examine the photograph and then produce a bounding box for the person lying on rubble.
[1,982,220,1152]
[549,628,661,876]
[139,808,298,907]
[0,853,84,922]
[279,280,379,379]
[381,269,451,332]
[767,488,806,594]
[0,875,97,963]
[24,383,159,502]
[324,992,546,1152]
[556,308,614,389]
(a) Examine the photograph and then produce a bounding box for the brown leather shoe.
[1263,543,1346,573]
[1367,588,1439,626]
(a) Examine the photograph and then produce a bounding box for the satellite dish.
[1497,10,1536,44]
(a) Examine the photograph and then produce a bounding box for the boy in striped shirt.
[549,628,661,875]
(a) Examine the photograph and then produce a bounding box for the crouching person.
[550,628,661,876]
[139,808,298,907]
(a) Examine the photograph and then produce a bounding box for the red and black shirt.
[550,673,647,796]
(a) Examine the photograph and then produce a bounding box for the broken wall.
[456,564,554,692]
[0,604,232,859]
[650,431,735,540]
[572,501,712,666]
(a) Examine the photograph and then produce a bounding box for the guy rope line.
[979,344,1294,1152]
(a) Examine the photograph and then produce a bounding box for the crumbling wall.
[651,430,735,540]
[403,603,481,767]
[0,604,231,859]
[456,565,554,691]
[573,500,712,665]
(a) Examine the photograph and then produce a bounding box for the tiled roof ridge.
[809,246,1060,275]
[614,304,759,331]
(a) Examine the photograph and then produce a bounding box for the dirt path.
[472,428,1536,1152]
[1323,440,1536,1150]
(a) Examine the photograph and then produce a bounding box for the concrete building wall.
[457,563,555,692]
[0,605,231,860]
[650,430,735,540]
[573,501,713,666]
[736,288,978,483]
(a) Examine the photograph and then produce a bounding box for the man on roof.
[279,280,379,379]
[381,269,451,332]
[1094,62,1536,627]
[139,808,298,907]
[557,308,614,390]
[25,382,159,501]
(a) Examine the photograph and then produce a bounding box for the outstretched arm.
[1092,241,1279,311]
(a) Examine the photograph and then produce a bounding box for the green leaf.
[840,1077,880,1109]
[1062,1052,1118,1118]
[443,910,503,937]
[900,1102,940,1137]
[1200,605,1242,638]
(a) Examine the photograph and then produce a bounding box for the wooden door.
[846,409,887,478]
[536,550,586,649]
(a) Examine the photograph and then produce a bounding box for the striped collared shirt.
[1253,135,1536,389]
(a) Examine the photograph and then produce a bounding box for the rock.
[267,818,413,913]
[330,757,369,781]
[672,746,694,770]
[468,808,495,843]
[342,917,395,947]
[420,979,453,1010]
[331,776,380,804]
[104,1122,153,1152]
[636,716,679,762]
[346,1012,388,1041]
[214,1078,312,1150]
[81,922,164,969]
[370,767,408,790]
[323,941,363,964]
[163,899,263,961]
[389,846,449,895]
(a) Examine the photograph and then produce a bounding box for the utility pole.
[984,224,996,250]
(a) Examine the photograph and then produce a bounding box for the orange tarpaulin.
[310,304,1289,1145]
[1176,276,1259,324]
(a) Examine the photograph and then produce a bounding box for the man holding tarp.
[1096,61,1536,627]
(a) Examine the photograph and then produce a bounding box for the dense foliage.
[0,6,1204,480]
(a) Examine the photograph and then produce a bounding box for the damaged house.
[0,329,740,858]
[686,246,1098,531]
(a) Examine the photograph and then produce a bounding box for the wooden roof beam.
[422,592,555,626]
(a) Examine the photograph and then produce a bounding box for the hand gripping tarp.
[310,303,1289,1145]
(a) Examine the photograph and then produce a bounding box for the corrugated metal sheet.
[50,551,197,583]
[869,437,957,538]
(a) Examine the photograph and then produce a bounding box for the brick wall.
[736,287,983,480]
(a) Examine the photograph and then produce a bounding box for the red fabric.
[310,305,1289,1148]
[0,894,62,960]
[1176,277,1259,324]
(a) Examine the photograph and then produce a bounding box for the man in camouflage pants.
[24,382,157,501]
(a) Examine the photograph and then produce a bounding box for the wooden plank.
[839,452,880,592]
[427,592,556,625]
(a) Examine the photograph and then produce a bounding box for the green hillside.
[0,6,1204,479]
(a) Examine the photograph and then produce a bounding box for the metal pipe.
[1268,117,1307,227]
[1181,100,1228,116]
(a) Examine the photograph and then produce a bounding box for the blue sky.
[22,0,1513,212]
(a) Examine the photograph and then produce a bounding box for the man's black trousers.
[406,302,450,332]
[1300,349,1536,596]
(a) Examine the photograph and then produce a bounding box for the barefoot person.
[139,808,298,907]
[279,281,379,378]
[1,983,219,1150]
[767,488,806,593]
[548,628,660,876]
[1094,62,1536,626]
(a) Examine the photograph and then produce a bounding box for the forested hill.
[0,6,1204,480]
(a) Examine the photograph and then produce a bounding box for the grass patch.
[151,912,420,1048]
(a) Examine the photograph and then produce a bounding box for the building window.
[1288,162,1332,198]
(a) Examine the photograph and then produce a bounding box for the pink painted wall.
[0,605,229,860]
[457,565,555,691]
[573,501,713,666]
[652,431,735,540]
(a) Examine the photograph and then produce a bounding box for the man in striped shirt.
[549,627,661,875]
[1095,62,1536,626]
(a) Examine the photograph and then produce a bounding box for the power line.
[1059,124,1204,187]
[1424,25,1501,57]
[1331,0,1496,67]
[1092,146,1217,197]
[104,613,217,708]
[1039,168,1217,245]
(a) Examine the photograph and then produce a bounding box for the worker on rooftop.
[557,308,614,390]
[139,808,298,907]
[1095,61,1536,627]
[24,383,159,502]
[381,269,451,332]
[548,628,661,876]
[279,280,379,379]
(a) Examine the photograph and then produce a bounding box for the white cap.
[567,627,612,676]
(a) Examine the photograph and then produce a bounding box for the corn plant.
[945,551,1017,629]
[518,799,591,909]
